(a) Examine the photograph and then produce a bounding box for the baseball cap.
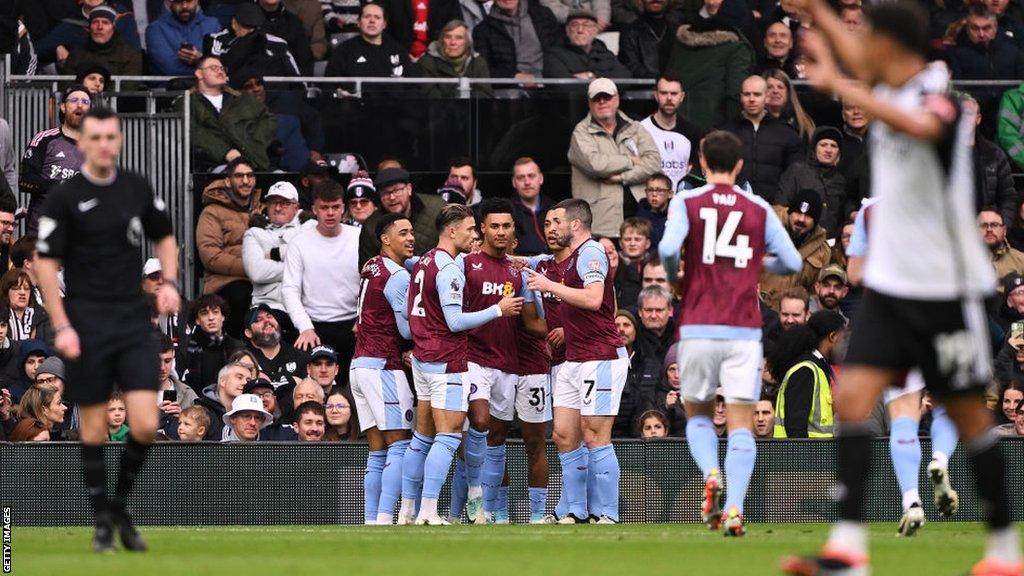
[567,8,598,22]
[88,5,118,23]
[143,258,161,277]
[234,3,265,27]
[308,345,339,364]
[374,167,411,190]
[588,77,618,100]
[242,377,275,395]
[788,189,823,223]
[1004,272,1024,295]
[265,181,299,203]
[818,264,848,285]
[437,178,467,205]
[244,304,273,327]
[345,171,377,203]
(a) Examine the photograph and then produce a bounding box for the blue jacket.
[146,6,221,76]
[35,4,141,66]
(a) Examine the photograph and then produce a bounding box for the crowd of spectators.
[5,0,1024,443]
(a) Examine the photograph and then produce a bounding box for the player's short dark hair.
[190,294,228,324]
[478,197,514,223]
[449,156,475,178]
[376,212,411,240]
[647,172,672,191]
[10,236,36,269]
[865,0,930,58]
[159,334,174,354]
[553,198,592,230]
[295,400,326,420]
[312,180,344,204]
[435,203,474,232]
[700,130,744,174]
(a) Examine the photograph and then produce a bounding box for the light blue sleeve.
[657,193,690,281]
[519,270,535,302]
[404,257,419,272]
[527,254,553,269]
[763,209,803,275]
[383,270,412,340]
[846,207,868,258]
[437,263,501,332]
[576,242,609,287]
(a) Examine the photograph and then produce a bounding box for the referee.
[35,108,181,553]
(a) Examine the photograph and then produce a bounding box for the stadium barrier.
[2,438,1022,526]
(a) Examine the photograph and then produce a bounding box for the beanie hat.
[345,170,377,203]
[36,356,66,382]
[438,178,467,205]
[788,189,823,223]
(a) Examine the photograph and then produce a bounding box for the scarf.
[444,50,471,76]
[9,307,33,341]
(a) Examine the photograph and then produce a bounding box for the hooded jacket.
[185,87,278,172]
[473,0,562,77]
[196,179,264,295]
[6,339,50,404]
[777,127,848,237]
[617,13,675,79]
[759,205,831,307]
[417,38,494,98]
[203,27,303,79]
[145,4,221,76]
[195,383,232,441]
[662,19,754,131]
[242,214,318,312]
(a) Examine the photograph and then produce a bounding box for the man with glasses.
[20,85,90,236]
[979,208,1024,285]
[358,167,445,267]
[145,0,221,76]
[0,199,17,275]
[635,173,673,249]
[187,54,277,172]
[543,10,629,80]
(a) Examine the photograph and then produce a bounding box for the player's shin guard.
[81,444,108,517]
[377,439,409,524]
[889,417,922,510]
[929,406,958,464]
[723,429,755,514]
[559,445,589,520]
[482,443,506,513]
[685,416,720,479]
[114,436,151,509]
[464,428,487,496]
[450,457,468,520]
[401,432,434,501]
[590,444,619,521]
[364,450,387,523]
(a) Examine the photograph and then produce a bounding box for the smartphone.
[180,42,194,50]
[163,389,177,403]
[1012,321,1024,342]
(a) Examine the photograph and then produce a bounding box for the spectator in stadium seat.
[293,400,326,441]
[981,209,1024,284]
[809,265,849,317]
[195,362,251,440]
[661,16,754,131]
[509,158,552,256]
[36,0,141,67]
[720,75,803,204]
[994,273,1024,337]
[222,393,274,442]
[639,77,705,189]
[256,0,316,74]
[753,395,775,439]
[634,284,675,365]
[760,190,831,308]
[8,418,50,442]
[543,10,630,80]
[58,5,143,79]
[995,338,1024,395]
[638,410,669,438]
[472,0,562,80]
[0,318,20,398]
[34,356,80,438]
[617,0,678,79]
[569,78,661,239]
[985,0,1024,51]
[204,3,303,77]
[777,127,846,238]
[542,0,610,27]
[341,172,379,227]
[358,167,444,267]
[243,378,298,440]
[995,402,1024,436]
[243,305,308,389]
[763,68,816,143]
[418,20,493,98]
[838,98,870,202]
[615,308,659,437]
[18,383,69,441]
[446,157,483,206]
[613,218,652,308]
[3,339,49,404]
[157,334,198,430]
[324,3,418,80]
[965,100,1019,226]
[302,345,341,401]
[320,0,362,36]
[1,269,52,345]
[635,173,673,250]
[0,120,14,194]
[186,55,278,172]
[997,81,1024,171]
[755,22,800,79]
[145,0,221,76]
[74,63,111,101]
[233,69,326,172]
[243,181,316,339]
[143,258,190,376]
[176,405,210,441]
[106,392,129,441]
[998,383,1023,424]
[323,388,360,440]
[655,340,685,436]
[284,0,327,60]
[297,160,332,210]
[377,0,462,59]
[286,378,327,423]
[184,294,245,394]
[0,200,16,277]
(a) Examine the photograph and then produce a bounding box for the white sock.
[398,498,416,519]
[902,489,921,512]
[931,451,949,468]
[468,485,483,500]
[376,512,394,525]
[986,527,1022,564]
[418,497,439,520]
[828,521,868,554]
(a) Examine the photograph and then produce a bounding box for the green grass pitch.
[10,522,1018,576]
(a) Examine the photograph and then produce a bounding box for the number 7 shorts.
[553,357,629,416]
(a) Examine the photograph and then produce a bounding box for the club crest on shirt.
[588,259,601,271]
[286,362,297,373]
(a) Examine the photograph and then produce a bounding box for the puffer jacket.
[777,130,848,237]
[997,82,1024,170]
[417,39,494,98]
[196,179,264,295]
[184,87,278,172]
[568,110,662,238]
[720,113,803,204]
[242,215,318,312]
[759,205,831,308]
[974,135,1018,225]
[661,18,754,131]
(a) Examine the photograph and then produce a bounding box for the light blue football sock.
[590,444,619,521]
[529,487,548,520]
[464,427,488,491]
[364,450,386,522]
[889,416,922,506]
[401,432,433,500]
[496,486,509,519]
[422,433,461,499]
[378,439,408,519]
[930,406,959,462]
[559,445,589,519]
[554,483,569,519]
[482,443,506,513]
[686,416,721,478]
[450,457,468,519]
[585,444,599,518]
[723,429,756,514]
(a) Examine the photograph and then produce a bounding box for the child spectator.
[177,406,211,441]
[107,392,129,441]
[614,217,653,308]
[635,173,673,249]
[637,410,670,438]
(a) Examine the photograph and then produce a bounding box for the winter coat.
[284,0,328,60]
[59,33,143,78]
[948,33,1024,86]
[242,215,318,312]
[473,0,562,77]
[195,383,231,441]
[614,352,663,438]
[324,34,419,89]
[777,147,847,237]
[145,5,221,76]
[992,240,1024,285]
[185,88,278,172]
[184,330,245,395]
[634,197,668,249]
[5,339,50,404]
[568,111,662,238]
[617,14,675,79]
[633,320,676,369]
[974,135,1019,225]
[378,0,464,54]
[997,82,1024,171]
[662,19,754,131]
[510,194,553,255]
[653,377,686,437]
[759,206,831,307]
[34,3,141,65]
[543,38,632,79]
[196,179,264,295]
[358,193,446,267]
[719,113,803,204]
[417,39,494,98]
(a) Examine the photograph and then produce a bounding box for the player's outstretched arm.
[657,194,689,281]
[524,268,604,311]
[437,263,521,332]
